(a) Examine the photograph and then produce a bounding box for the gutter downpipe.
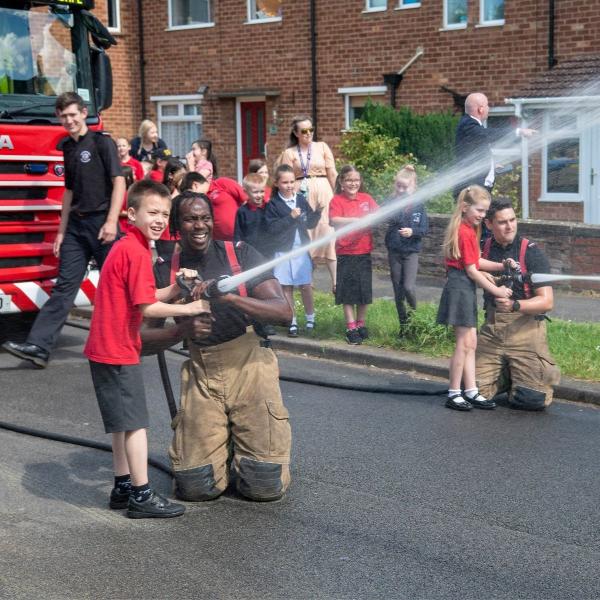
[548,0,557,70]
[137,0,147,120]
[310,0,317,129]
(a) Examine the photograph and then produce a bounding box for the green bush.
[361,101,459,171]
[338,119,455,212]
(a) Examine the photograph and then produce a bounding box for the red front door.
[240,101,266,175]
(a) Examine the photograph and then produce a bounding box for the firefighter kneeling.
[142,192,292,501]
[476,199,560,410]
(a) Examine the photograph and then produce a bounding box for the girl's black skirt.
[436,267,478,327]
[335,254,373,305]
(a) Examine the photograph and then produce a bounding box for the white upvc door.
[585,125,600,224]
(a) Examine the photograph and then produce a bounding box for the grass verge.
[288,291,600,382]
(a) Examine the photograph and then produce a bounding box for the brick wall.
[95,1,600,217]
[372,214,600,291]
[93,0,142,140]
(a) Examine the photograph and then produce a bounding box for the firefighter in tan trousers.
[476,199,560,410]
[142,192,293,501]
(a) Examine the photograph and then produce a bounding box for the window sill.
[107,27,122,34]
[166,22,215,31]
[362,7,387,14]
[475,20,505,28]
[395,3,421,10]
[439,23,468,31]
[538,194,582,203]
[244,17,282,25]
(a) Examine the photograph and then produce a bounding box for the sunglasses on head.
[299,127,314,134]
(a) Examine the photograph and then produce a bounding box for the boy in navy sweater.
[234,173,270,257]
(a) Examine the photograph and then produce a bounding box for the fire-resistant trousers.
[169,331,292,501]
[476,312,561,410]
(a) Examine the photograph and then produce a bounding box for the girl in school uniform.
[264,164,321,337]
[436,185,513,411]
[329,165,378,345]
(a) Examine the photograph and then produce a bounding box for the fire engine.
[0,0,114,316]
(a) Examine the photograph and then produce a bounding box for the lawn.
[289,291,600,382]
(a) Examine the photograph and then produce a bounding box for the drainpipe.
[310,0,317,129]
[137,0,147,119]
[548,0,557,69]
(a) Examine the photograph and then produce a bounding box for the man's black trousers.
[27,212,115,353]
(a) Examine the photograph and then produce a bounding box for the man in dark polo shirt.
[3,92,124,368]
[141,192,293,503]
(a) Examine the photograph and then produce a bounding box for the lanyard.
[297,143,312,178]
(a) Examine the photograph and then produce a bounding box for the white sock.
[291,316,297,326]
[448,389,468,403]
[464,388,486,400]
[305,313,315,323]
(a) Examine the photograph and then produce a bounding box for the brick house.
[96,0,600,225]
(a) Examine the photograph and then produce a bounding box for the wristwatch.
[511,300,521,313]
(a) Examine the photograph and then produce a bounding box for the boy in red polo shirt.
[329,166,379,345]
[84,180,209,519]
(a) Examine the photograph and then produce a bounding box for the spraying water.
[217,92,600,294]
[530,274,600,285]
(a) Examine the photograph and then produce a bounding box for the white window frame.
[150,94,204,157]
[541,112,582,203]
[442,0,468,30]
[167,0,214,31]
[338,86,387,130]
[363,0,387,13]
[246,1,283,24]
[478,0,505,27]
[106,0,121,33]
[395,0,421,10]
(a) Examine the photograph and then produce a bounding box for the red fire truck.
[0,0,114,317]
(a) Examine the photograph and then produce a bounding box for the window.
[106,0,120,32]
[480,0,504,25]
[397,0,420,8]
[365,0,386,11]
[151,95,204,158]
[542,113,580,200]
[168,0,213,29]
[247,0,282,23]
[443,0,468,28]
[338,87,387,130]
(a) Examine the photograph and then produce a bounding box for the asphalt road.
[1,323,599,600]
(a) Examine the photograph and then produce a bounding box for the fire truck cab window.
[0,6,76,97]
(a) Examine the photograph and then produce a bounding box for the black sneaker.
[357,326,368,340]
[109,487,131,510]
[345,328,362,345]
[287,325,299,337]
[127,490,186,519]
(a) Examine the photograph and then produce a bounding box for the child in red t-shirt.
[436,185,513,411]
[84,180,209,519]
[329,166,379,346]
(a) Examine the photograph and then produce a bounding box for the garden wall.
[372,215,600,291]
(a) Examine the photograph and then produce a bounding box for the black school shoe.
[127,491,185,519]
[467,392,496,409]
[357,326,369,340]
[109,487,131,509]
[445,393,473,411]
